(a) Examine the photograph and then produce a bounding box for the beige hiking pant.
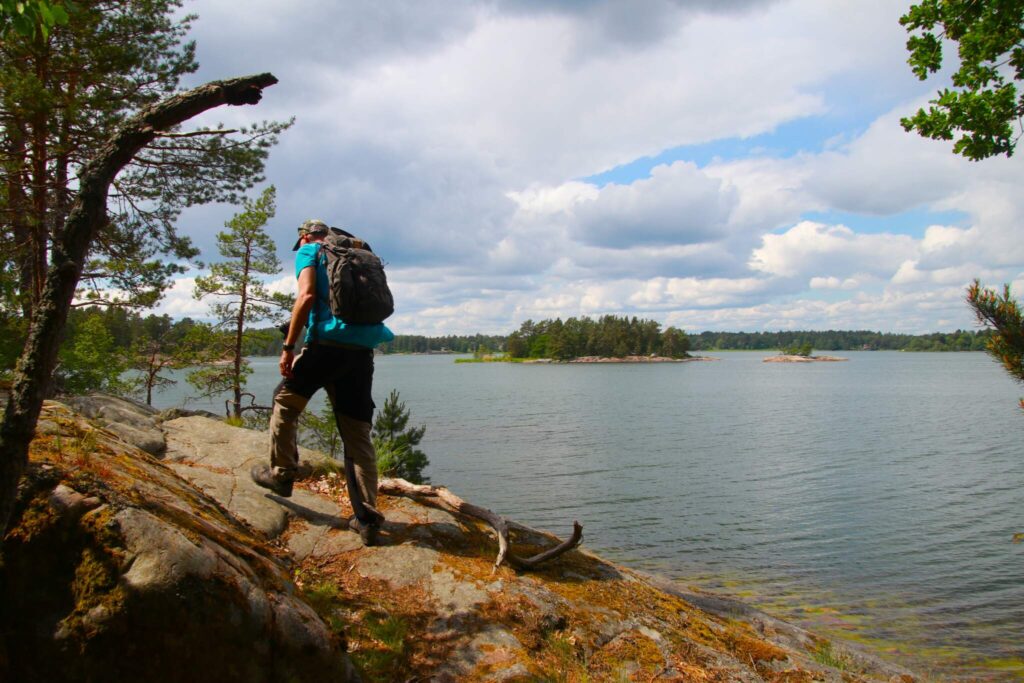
[268,385,379,518]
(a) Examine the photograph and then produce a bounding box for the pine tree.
[372,389,429,483]
[130,321,224,406]
[0,0,291,317]
[193,187,293,417]
[967,280,1024,392]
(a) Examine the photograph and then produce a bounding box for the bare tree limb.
[378,478,583,572]
[156,128,239,138]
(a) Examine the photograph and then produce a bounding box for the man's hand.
[280,349,294,378]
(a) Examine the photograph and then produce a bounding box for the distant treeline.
[0,309,287,371]
[0,310,996,381]
[379,334,508,354]
[687,329,994,352]
[507,316,690,360]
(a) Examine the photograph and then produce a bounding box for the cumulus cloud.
[153,277,210,320]
[749,221,917,280]
[572,162,735,247]
[154,0,1024,335]
[809,276,861,290]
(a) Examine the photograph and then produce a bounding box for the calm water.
[155,351,1024,680]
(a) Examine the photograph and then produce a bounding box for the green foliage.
[302,580,341,614]
[298,404,343,458]
[689,329,992,352]
[193,187,293,417]
[350,611,409,680]
[967,279,1024,385]
[0,312,27,379]
[0,0,70,38]
[781,341,814,357]
[660,326,690,358]
[372,389,429,483]
[900,0,1024,159]
[181,322,239,406]
[378,333,507,354]
[0,0,292,315]
[811,640,852,671]
[55,315,129,395]
[135,321,222,405]
[241,327,286,356]
[298,392,430,483]
[506,315,690,360]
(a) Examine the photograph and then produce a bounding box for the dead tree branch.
[156,128,239,138]
[378,478,583,571]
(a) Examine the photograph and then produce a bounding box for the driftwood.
[378,478,583,571]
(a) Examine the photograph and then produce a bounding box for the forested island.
[0,307,994,388]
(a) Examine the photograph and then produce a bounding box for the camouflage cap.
[293,219,330,250]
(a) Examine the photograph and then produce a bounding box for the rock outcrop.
[1,401,355,682]
[2,394,917,682]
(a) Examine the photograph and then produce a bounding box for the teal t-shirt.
[296,243,395,348]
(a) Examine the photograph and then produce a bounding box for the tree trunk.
[233,243,251,419]
[29,41,52,310]
[0,73,279,538]
[6,123,34,319]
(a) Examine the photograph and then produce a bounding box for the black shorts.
[276,342,376,423]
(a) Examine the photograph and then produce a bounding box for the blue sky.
[153,0,1024,335]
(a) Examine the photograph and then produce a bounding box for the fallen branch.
[378,478,583,571]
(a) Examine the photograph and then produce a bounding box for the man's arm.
[280,266,316,377]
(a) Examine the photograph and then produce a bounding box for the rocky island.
[1,395,916,682]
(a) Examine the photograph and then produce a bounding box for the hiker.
[251,219,395,546]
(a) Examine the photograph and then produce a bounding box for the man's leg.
[325,385,380,524]
[253,346,324,497]
[269,383,310,475]
[327,349,382,544]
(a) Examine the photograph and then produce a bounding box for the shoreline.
[763,354,849,363]
[456,354,719,364]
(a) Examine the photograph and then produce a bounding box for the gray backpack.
[317,227,394,324]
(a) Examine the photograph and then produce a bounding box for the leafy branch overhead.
[900,0,1024,159]
[0,0,70,38]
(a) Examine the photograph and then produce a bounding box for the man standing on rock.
[251,219,394,546]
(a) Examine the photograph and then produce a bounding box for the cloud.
[572,162,736,247]
[809,276,861,290]
[154,277,210,319]
[153,0,1024,336]
[749,221,917,280]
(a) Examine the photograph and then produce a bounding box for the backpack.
[316,227,394,324]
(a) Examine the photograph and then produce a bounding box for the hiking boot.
[250,464,294,497]
[349,517,381,547]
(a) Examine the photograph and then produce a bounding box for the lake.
[153,351,1024,680]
